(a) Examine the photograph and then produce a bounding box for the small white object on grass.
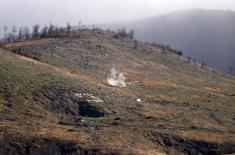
[74,93,82,97]
[137,99,141,102]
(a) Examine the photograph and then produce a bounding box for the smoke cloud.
[107,67,126,87]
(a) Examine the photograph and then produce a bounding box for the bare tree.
[18,27,23,41]
[77,21,85,30]
[129,29,134,39]
[66,22,71,34]
[228,65,234,74]
[77,21,85,38]
[32,24,40,38]
[3,26,8,42]
[6,32,15,43]
[12,26,17,41]
[118,28,127,38]
[54,26,60,37]
[187,56,191,63]
[77,21,82,30]
[23,26,30,40]
[58,27,65,34]
[48,23,55,36]
[41,26,48,38]
[200,62,206,69]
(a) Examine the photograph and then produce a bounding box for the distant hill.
[105,9,235,74]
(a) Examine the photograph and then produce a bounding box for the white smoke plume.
[107,67,126,87]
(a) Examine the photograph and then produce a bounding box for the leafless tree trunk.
[41,26,48,38]
[66,22,71,35]
[23,27,30,40]
[18,27,23,41]
[228,66,234,74]
[3,26,8,43]
[12,26,17,41]
[32,24,40,38]
[129,29,134,39]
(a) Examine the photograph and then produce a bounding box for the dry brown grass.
[5,38,53,49]
[180,130,235,144]
[1,30,235,154]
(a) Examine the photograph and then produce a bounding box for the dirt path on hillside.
[18,55,76,77]
[18,55,110,88]
[0,48,105,87]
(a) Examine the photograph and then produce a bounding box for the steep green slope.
[0,29,235,154]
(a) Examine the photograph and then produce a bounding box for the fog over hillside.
[1,0,235,36]
[106,9,235,74]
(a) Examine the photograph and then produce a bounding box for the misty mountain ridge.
[104,9,235,74]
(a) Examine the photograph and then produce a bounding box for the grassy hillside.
[0,28,235,154]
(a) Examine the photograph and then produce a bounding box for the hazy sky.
[0,0,235,34]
